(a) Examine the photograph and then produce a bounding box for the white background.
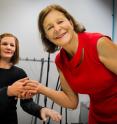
[0,0,117,124]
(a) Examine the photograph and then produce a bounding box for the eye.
[1,42,8,46]
[47,26,54,30]
[57,20,64,24]
[10,44,15,47]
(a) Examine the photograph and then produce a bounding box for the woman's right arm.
[27,70,79,109]
[39,70,78,109]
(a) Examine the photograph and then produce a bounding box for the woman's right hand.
[7,77,29,97]
[23,80,42,95]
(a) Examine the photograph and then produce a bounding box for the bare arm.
[97,37,117,75]
[25,69,78,109]
[38,70,78,109]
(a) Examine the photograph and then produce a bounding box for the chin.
[4,56,12,59]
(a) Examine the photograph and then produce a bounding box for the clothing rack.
[19,56,69,124]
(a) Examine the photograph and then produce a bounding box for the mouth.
[4,51,13,54]
[55,32,67,39]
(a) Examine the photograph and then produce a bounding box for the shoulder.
[86,32,106,42]
[97,36,112,45]
[55,52,60,64]
[55,52,61,69]
[97,36,116,60]
[55,49,66,64]
[13,65,27,77]
[13,65,25,72]
[97,36,113,52]
[55,50,65,71]
[78,32,105,46]
[78,32,104,39]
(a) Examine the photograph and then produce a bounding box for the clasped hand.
[8,77,40,99]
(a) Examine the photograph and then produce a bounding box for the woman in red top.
[26,4,117,124]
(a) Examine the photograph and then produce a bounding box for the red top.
[55,32,117,124]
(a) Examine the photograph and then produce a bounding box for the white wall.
[0,0,117,124]
[114,0,117,41]
[0,0,116,60]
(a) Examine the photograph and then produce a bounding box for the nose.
[54,24,61,33]
[6,44,12,49]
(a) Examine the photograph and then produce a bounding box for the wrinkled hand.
[23,80,41,96]
[9,79,43,99]
[7,77,29,97]
[18,90,33,99]
[40,108,62,122]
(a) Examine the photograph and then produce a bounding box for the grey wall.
[0,0,117,124]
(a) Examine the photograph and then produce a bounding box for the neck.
[64,32,78,57]
[0,59,12,69]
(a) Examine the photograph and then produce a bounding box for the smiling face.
[43,10,75,48]
[0,36,16,61]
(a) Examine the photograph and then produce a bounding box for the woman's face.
[0,36,16,61]
[43,10,75,47]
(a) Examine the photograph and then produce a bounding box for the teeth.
[56,32,66,39]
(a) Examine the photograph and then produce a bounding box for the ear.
[69,19,73,26]
[69,19,74,30]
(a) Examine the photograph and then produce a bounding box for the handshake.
[7,77,41,99]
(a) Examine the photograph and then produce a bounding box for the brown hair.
[0,33,19,64]
[38,4,86,53]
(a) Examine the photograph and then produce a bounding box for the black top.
[0,66,42,124]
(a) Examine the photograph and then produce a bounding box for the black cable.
[43,53,50,124]
[47,76,60,124]
[33,58,44,124]
[60,106,63,124]
[44,53,50,108]
[65,108,68,124]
